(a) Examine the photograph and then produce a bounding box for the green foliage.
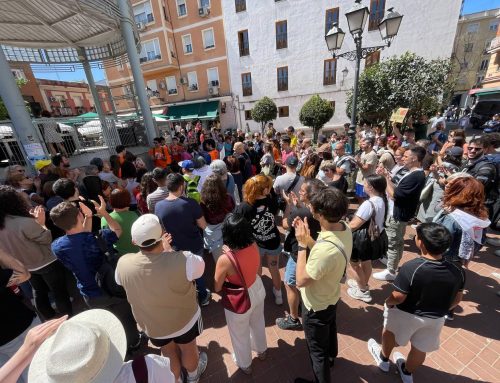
[251,96,277,132]
[0,78,30,120]
[299,94,334,142]
[346,52,453,126]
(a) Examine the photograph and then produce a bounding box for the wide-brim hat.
[28,309,126,383]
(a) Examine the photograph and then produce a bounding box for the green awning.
[475,87,500,97]
[164,101,219,121]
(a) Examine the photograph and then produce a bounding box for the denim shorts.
[284,255,297,286]
[258,245,282,257]
[355,183,368,198]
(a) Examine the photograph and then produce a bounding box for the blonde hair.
[243,174,273,205]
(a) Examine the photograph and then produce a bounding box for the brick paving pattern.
[141,227,500,382]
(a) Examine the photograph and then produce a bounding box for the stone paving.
[140,224,500,383]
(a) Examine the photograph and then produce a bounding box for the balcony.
[488,36,500,53]
[139,54,162,64]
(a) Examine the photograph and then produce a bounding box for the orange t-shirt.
[148,145,171,168]
[272,147,280,162]
[225,243,259,287]
[209,149,219,161]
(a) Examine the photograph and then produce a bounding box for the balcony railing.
[488,36,500,53]
[139,54,162,63]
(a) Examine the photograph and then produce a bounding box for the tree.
[251,96,277,133]
[299,94,334,143]
[346,52,452,126]
[0,78,29,120]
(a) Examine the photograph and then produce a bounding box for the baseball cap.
[178,160,195,170]
[286,156,299,167]
[446,146,463,157]
[35,159,52,171]
[210,159,227,175]
[131,214,163,247]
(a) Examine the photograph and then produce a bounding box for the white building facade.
[221,0,462,132]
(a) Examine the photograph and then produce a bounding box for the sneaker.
[276,314,302,330]
[486,237,500,247]
[379,257,388,266]
[273,287,283,305]
[445,312,454,321]
[367,338,390,372]
[257,351,267,361]
[186,351,208,383]
[347,287,373,303]
[232,353,252,375]
[373,269,396,281]
[200,289,211,307]
[393,352,413,383]
[347,278,359,288]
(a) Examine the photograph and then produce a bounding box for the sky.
[31,0,500,82]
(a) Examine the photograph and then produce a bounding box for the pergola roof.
[0,0,135,63]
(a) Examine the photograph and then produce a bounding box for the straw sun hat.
[28,309,126,383]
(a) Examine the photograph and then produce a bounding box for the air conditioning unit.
[49,97,57,102]
[158,81,166,89]
[198,7,210,17]
[180,77,188,85]
[208,85,219,96]
[136,22,146,31]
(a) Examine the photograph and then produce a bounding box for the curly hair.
[0,186,32,229]
[443,177,488,219]
[201,174,227,212]
[140,171,157,200]
[243,174,273,205]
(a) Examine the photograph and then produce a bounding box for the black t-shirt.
[284,206,321,260]
[393,257,466,318]
[393,170,426,222]
[235,196,281,250]
[0,268,36,346]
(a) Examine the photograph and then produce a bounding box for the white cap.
[131,214,163,247]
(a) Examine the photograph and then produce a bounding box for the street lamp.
[325,0,403,151]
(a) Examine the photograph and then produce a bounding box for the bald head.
[234,142,245,154]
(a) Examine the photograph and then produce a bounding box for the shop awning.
[474,87,500,97]
[163,101,219,121]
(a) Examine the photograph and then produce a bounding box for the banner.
[390,108,409,123]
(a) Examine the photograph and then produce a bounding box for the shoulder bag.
[220,248,251,314]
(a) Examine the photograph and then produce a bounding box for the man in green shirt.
[294,188,352,383]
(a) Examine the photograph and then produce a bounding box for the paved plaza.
[138,224,500,383]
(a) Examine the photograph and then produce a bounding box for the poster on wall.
[23,143,46,165]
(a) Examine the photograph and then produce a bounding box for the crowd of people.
[0,118,498,383]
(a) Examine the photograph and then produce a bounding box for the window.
[365,50,380,67]
[133,1,154,24]
[182,34,193,54]
[11,69,26,81]
[323,59,336,85]
[479,59,489,71]
[73,96,83,107]
[245,110,252,120]
[464,43,473,52]
[278,106,289,117]
[369,0,385,31]
[276,21,287,49]
[277,66,288,91]
[467,23,479,33]
[235,0,246,12]
[168,38,176,58]
[202,28,215,50]
[207,67,219,86]
[476,75,484,85]
[490,21,499,32]
[485,39,493,51]
[241,73,252,96]
[139,39,161,63]
[329,101,336,112]
[177,0,187,17]
[166,76,177,95]
[146,79,158,93]
[325,8,339,34]
[187,71,198,91]
[238,30,249,56]
[199,0,210,8]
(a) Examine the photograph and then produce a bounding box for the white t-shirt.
[114,354,175,383]
[355,196,386,232]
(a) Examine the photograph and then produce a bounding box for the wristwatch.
[298,245,307,252]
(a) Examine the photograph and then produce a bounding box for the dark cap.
[446,146,463,157]
[286,156,299,168]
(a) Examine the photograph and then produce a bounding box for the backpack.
[336,155,357,173]
[183,174,201,203]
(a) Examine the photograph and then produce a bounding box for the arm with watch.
[294,217,316,288]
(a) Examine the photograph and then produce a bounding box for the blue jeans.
[193,249,208,301]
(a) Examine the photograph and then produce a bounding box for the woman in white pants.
[214,213,267,375]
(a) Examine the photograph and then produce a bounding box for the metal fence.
[0,117,149,168]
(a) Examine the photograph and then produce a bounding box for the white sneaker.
[347,287,372,303]
[393,351,413,383]
[273,287,283,305]
[232,353,252,375]
[367,338,390,372]
[373,269,396,281]
[186,352,208,383]
[379,257,388,265]
[347,278,359,288]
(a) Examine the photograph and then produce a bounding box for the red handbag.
[220,249,251,314]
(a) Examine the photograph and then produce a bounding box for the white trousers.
[224,275,267,369]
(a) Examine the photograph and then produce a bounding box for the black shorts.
[149,315,203,347]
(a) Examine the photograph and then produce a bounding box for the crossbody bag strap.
[286,174,300,194]
[224,249,248,291]
[368,200,377,221]
[317,238,348,277]
[132,355,148,383]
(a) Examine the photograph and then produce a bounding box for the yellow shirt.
[300,223,352,312]
[290,134,298,148]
